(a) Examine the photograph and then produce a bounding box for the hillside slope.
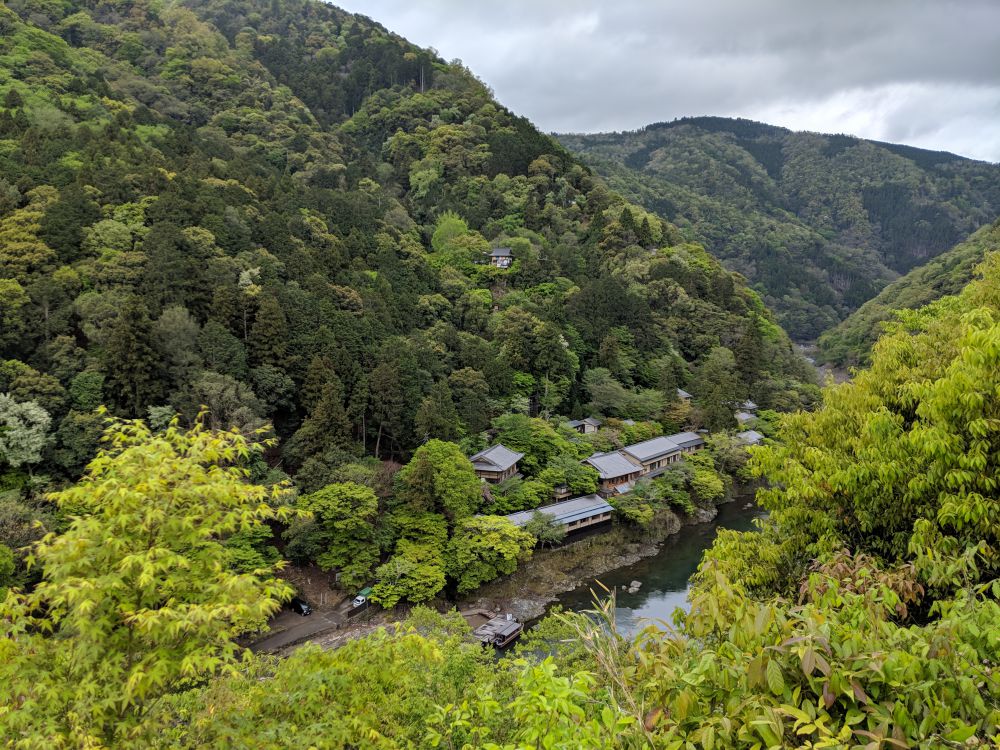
[558,117,1000,339]
[0,1,814,492]
[817,219,1000,366]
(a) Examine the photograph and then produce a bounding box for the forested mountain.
[0,0,814,476]
[818,219,1000,366]
[558,117,1000,339]
[0,0,818,619]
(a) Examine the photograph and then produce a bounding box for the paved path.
[250,609,345,653]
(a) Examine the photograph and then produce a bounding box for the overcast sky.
[334,0,1000,162]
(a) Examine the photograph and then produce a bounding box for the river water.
[554,500,766,636]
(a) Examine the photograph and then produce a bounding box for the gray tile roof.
[469,443,524,473]
[741,400,758,411]
[489,247,513,257]
[666,431,705,450]
[622,436,682,463]
[505,494,614,528]
[737,430,764,444]
[735,411,756,424]
[584,451,641,479]
[567,416,603,429]
[677,388,693,399]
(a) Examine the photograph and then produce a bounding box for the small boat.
[472,613,523,648]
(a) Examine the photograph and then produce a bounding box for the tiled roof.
[666,431,705,449]
[736,430,764,444]
[622,436,681,463]
[469,443,524,472]
[584,451,641,479]
[505,495,614,527]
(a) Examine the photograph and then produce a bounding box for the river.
[553,500,766,636]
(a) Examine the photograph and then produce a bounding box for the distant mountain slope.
[557,117,1000,339]
[817,219,1000,366]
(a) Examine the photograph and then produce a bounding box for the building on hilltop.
[469,444,524,483]
[487,247,513,268]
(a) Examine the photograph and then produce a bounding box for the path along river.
[553,499,766,636]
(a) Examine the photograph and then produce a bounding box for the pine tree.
[102,298,162,415]
[414,379,462,442]
[249,295,289,368]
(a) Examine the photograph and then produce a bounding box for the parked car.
[289,597,312,616]
[352,587,373,608]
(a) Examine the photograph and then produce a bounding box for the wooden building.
[505,494,614,533]
[487,247,513,268]
[469,444,524,483]
[567,416,602,434]
[584,451,643,496]
[622,435,683,475]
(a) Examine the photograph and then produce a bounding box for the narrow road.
[249,609,346,653]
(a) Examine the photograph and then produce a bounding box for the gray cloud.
[334,0,1000,161]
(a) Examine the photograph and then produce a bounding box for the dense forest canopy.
[0,0,817,626]
[818,219,1000,366]
[558,117,1000,340]
[3,209,999,750]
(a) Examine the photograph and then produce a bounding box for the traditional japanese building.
[622,435,683,476]
[487,247,513,268]
[469,444,524,483]
[584,451,643,496]
[504,494,614,533]
[566,416,602,434]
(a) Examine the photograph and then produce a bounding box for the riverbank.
[262,493,758,654]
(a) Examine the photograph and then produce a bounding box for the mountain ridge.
[557,116,1000,339]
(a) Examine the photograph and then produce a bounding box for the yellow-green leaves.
[0,416,299,747]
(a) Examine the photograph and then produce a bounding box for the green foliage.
[371,539,447,608]
[491,413,581,475]
[695,346,741,431]
[445,514,534,593]
[819,219,1000,366]
[394,440,481,525]
[0,416,296,746]
[0,394,51,468]
[289,482,379,589]
[524,510,567,547]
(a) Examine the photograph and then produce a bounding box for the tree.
[103,297,162,415]
[394,440,481,526]
[446,515,534,593]
[370,540,446,608]
[414,379,462,442]
[288,482,379,589]
[0,394,51,469]
[694,346,741,431]
[0,417,296,746]
[248,294,289,368]
[285,381,353,468]
[449,367,490,435]
[0,543,13,594]
[524,511,566,548]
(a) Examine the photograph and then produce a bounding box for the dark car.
[289,597,312,616]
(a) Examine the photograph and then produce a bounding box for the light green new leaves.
[0,415,299,747]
